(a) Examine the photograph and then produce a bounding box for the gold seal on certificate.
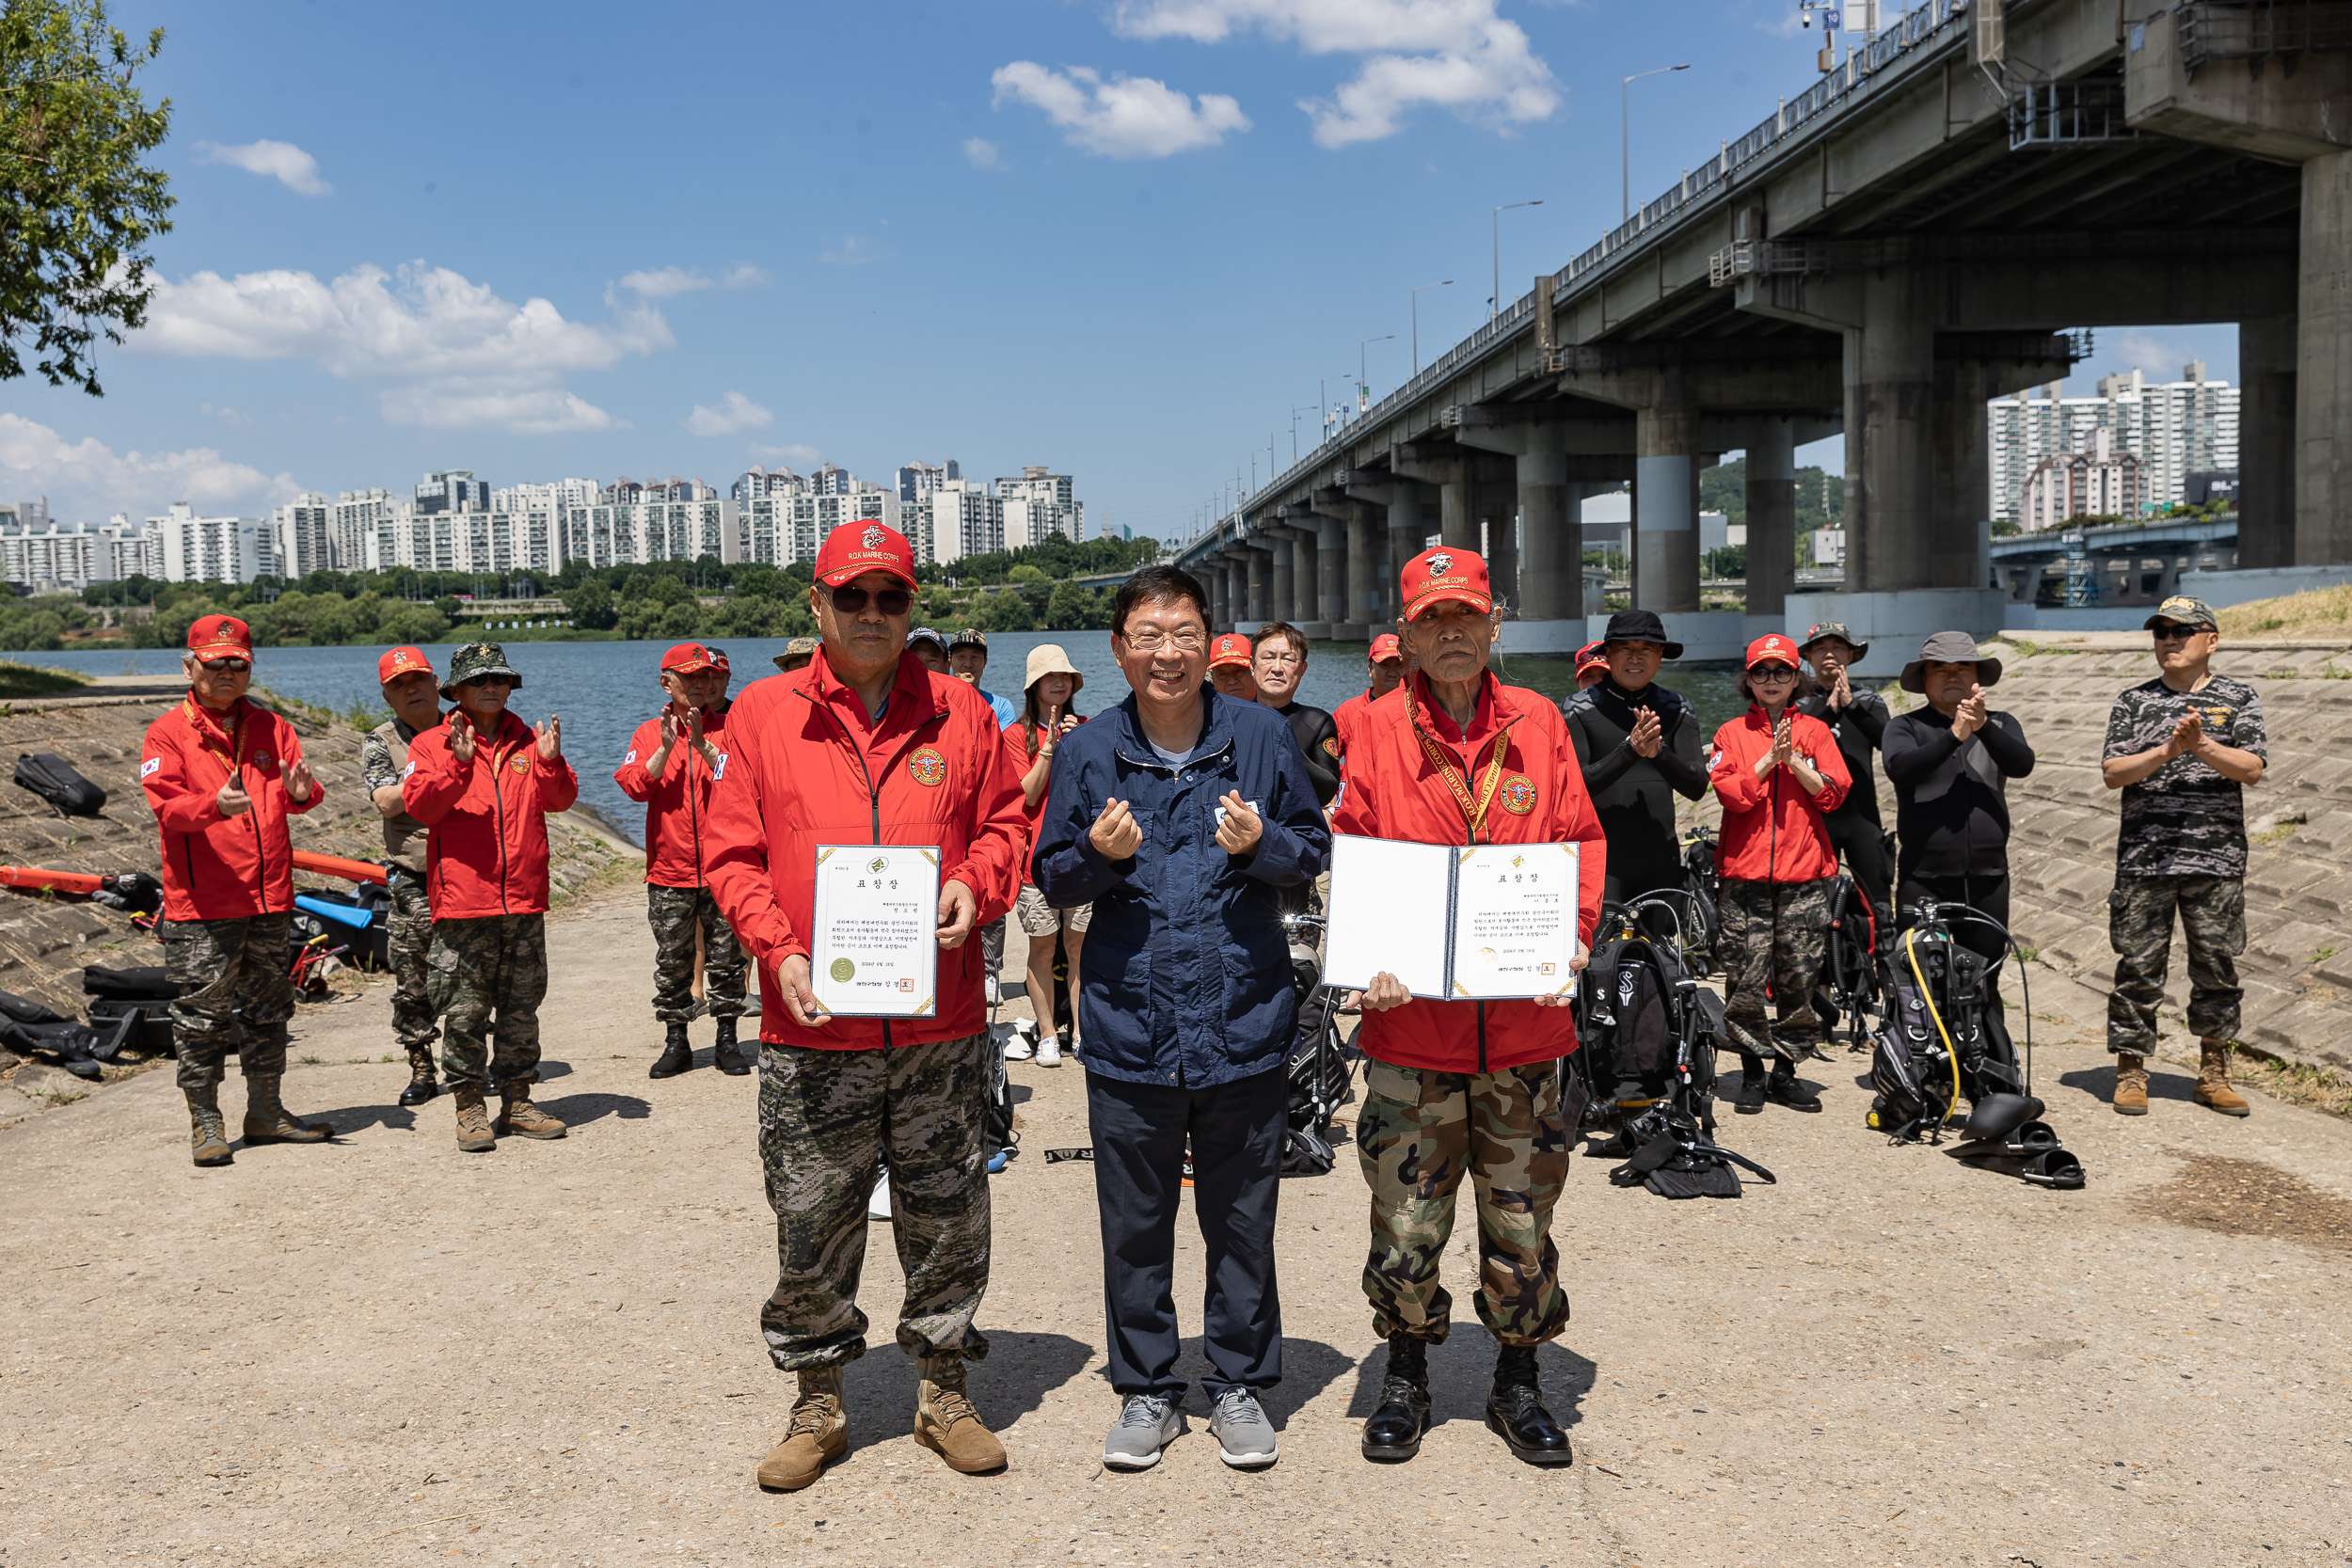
[1321,835,1581,1000]
[809,845,940,1018]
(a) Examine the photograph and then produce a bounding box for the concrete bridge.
[1175,0,2351,673]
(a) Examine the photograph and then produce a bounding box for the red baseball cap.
[660,641,722,675]
[377,645,435,684]
[1745,633,1802,670]
[1575,640,1609,674]
[1208,633,1253,669]
[814,519,916,590]
[1368,632,1404,665]
[1401,546,1492,619]
[186,614,252,660]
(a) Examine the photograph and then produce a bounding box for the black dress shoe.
[712,1018,753,1077]
[648,1022,694,1080]
[1360,1334,1431,1462]
[1486,1344,1572,1466]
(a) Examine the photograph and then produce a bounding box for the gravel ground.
[3,886,2348,1567]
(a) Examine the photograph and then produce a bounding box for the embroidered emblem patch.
[908,745,947,787]
[1427,551,1454,577]
[1321,736,1341,759]
[1499,773,1537,816]
[861,524,885,550]
[253,752,273,766]
[511,754,530,773]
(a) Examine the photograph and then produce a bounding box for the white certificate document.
[1322,834,1581,1001]
[808,845,940,1018]
[1448,843,1580,1000]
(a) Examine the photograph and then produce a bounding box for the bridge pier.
[1391,446,1478,552]
[1741,417,1797,622]
[2301,149,2352,566]
[1338,499,1379,638]
[1265,536,1295,630]
[1634,372,1702,614]
[2240,313,2296,572]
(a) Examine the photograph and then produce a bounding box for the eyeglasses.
[1746,665,1797,681]
[462,673,516,689]
[2151,625,2205,643]
[1119,627,1208,653]
[197,657,250,673]
[828,583,913,616]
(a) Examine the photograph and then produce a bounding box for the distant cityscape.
[0,458,1122,594]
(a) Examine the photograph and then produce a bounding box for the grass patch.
[0,660,92,699]
[2235,1053,2352,1120]
[298,1053,324,1066]
[2214,584,2352,640]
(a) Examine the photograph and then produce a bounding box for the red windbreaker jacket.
[1329,672,1608,1074]
[400,711,581,919]
[703,649,1028,1053]
[614,701,733,888]
[1708,705,1851,883]
[141,696,326,922]
[1000,716,1073,887]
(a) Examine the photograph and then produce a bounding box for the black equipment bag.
[1605,1104,1776,1199]
[0,991,106,1080]
[1870,929,2025,1142]
[92,872,165,917]
[83,964,175,1002]
[13,752,106,817]
[1579,927,1720,1136]
[87,996,172,1057]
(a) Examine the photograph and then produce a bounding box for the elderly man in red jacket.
[1331,546,1607,1469]
[140,614,330,1167]
[704,521,1026,1494]
[401,641,579,1154]
[616,641,750,1081]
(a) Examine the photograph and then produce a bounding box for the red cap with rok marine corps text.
[814,519,917,590]
[377,645,434,685]
[1368,632,1404,665]
[660,641,722,675]
[187,614,252,660]
[1401,546,1492,620]
[1745,633,1802,670]
[1208,633,1253,668]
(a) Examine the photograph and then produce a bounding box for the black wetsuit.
[1561,678,1708,907]
[1796,686,1893,942]
[1882,706,2036,964]
[1266,700,1342,808]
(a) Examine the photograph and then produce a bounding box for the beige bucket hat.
[1024,643,1083,694]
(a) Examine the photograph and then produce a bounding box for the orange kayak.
[292,849,389,885]
[0,865,104,895]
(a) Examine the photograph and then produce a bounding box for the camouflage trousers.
[163,914,294,1093]
[2107,874,2246,1053]
[647,883,748,1022]
[1356,1057,1570,1348]
[1718,876,1834,1060]
[428,912,548,1089]
[756,1031,993,1370]
[388,873,437,1054]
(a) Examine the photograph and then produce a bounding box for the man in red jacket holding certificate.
[1329,546,1607,1468]
[703,521,1027,1494]
[400,642,579,1153]
[141,614,330,1167]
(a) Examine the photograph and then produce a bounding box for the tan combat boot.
[495,1084,566,1140]
[2195,1039,2251,1117]
[242,1073,329,1144]
[755,1367,847,1491]
[185,1085,233,1167]
[914,1352,1007,1474]
[452,1083,496,1152]
[2113,1053,2149,1117]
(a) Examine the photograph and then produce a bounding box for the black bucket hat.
[1602,609,1683,660]
[1899,630,2002,693]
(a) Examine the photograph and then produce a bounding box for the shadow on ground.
[837,1330,1095,1454]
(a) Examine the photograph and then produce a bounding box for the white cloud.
[134,261,671,433]
[1109,0,1557,147]
[992,62,1249,158]
[0,413,298,521]
[750,441,822,466]
[192,138,331,197]
[964,136,1009,170]
[820,235,882,265]
[621,263,771,297]
[686,391,774,437]
[720,263,771,289]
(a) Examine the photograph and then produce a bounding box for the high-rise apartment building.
[739,489,898,568]
[272,494,334,579]
[993,466,1083,547]
[1988,364,2236,523]
[806,463,859,498]
[0,515,153,590]
[733,467,804,504]
[2022,427,2147,531]
[154,503,274,584]
[415,469,490,515]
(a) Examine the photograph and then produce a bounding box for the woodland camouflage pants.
[429,912,548,1089]
[1718,876,1833,1060]
[1355,1057,1570,1348]
[647,883,748,1022]
[164,914,294,1092]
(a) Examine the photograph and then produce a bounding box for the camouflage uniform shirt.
[2102,673,2266,879]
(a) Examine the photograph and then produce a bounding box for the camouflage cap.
[1799,620,1869,658]
[771,635,820,672]
[2144,594,2218,632]
[440,641,521,696]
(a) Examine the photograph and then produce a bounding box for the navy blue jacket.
[1033,687,1329,1088]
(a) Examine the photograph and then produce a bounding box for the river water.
[40,635,1742,842]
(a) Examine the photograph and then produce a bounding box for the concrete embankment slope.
[1984,636,2352,1073]
[0,675,639,1021]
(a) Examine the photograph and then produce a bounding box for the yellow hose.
[1905,928,1963,1123]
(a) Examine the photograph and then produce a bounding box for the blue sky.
[4,0,2238,539]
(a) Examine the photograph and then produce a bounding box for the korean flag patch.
[140,757,160,779]
[711,752,728,781]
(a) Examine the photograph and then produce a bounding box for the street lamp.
[1411,281,1453,374]
[1492,200,1542,320]
[1318,372,1351,437]
[1291,405,1318,464]
[1359,335,1394,413]
[1623,64,1690,222]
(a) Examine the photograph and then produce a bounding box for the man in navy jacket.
[1034,563,1330,1475]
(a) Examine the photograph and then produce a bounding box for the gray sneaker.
[1208,1387,1278,1469]
[1103,1393,1184,1470]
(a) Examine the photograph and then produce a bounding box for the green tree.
[0,0,173,395]
[1007,562,1047,585]
[564,580,617,630]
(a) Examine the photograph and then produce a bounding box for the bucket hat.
[1602,609,1683,660]
[1899,630,2003,693]
[771,635,820,672]
[441,641,522,698]
[1024,643,1084,694]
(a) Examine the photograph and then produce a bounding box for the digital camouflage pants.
[1356,1057,1570,1348]
[647,883,748,1022]
[429,911,548,1088]
[1718,876,1834,1060]
[164,914,294,1093]
[388,873,437,1054]
[2107,873,2246,1053]
[756,1030,993,1370]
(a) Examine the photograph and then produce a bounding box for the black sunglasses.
[1746,664,1797,680]
[461,673,516,688]
[2150,624,2206,642]
[829,583,913,616]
